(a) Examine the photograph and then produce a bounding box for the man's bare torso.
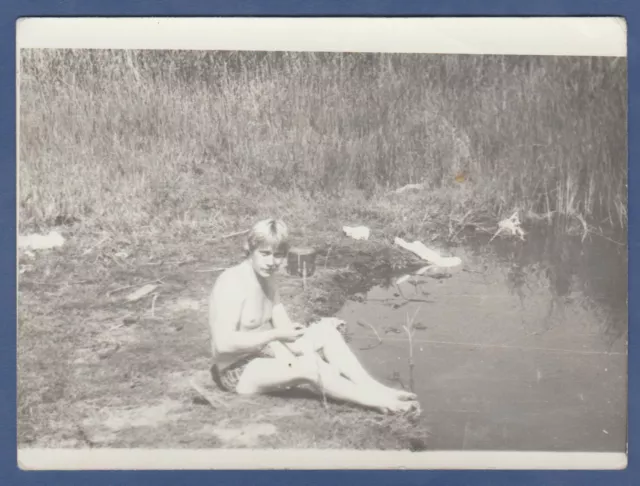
[209,261,277,369]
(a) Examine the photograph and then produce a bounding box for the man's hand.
[273,325,306,343]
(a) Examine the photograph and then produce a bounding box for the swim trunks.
[210,346,276,393]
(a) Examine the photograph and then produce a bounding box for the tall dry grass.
[18,49,627,237]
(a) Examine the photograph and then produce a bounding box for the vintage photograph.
[17,18,627,467]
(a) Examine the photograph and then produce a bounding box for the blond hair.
[243,218,290,255]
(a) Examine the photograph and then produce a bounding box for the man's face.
[250,244,287,278]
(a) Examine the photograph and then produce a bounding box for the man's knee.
[305,320,343,348]
[290,353,324,382]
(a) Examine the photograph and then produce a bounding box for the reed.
[19,49,627,236]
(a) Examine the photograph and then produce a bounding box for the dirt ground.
[17,227,432,450]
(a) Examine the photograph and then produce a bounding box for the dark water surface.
[336,222,627,452]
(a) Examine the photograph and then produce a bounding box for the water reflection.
[335,218,627,452]
[461,216,628,344]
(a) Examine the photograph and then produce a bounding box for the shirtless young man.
[208,218,419,414]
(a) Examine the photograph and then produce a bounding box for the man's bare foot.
[388,388,418,401]
[372,382,418,401]
[377,398,420,415]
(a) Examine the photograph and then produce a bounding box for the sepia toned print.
[17,19,627,466]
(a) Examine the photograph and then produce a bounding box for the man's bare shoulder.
[210,262,247,298]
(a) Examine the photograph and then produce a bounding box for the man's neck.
[244,260,274,293]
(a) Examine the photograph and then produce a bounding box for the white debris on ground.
[342,225,370,240]
[125,284,159,302]
[392,182,425,194]
[394,237,462,268]
[490,211,526,242]
[18,231,65,251]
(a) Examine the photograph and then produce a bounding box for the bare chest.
[239,284,274,330]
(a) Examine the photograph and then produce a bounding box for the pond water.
[336,222,627,452]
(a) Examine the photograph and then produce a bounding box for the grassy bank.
[19,49,627,240]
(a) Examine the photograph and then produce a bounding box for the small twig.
[488,227,503,243]
[589,229,624,247]
[302,262,307,291]
[402,305,422,393]
[161,258,199,267]
[194,267,228,273]
[403,326,415,393]
[107,321,126,332]
[575,213,589,243]
[395,283,409,301]
[81,236,110,256]
[106,253,128,268]
[358,320,382,344]
[324,246,332,269]
[150,293,159,318]
[359,342,383,351]
[106,278,164,297]
[218,229,250,240]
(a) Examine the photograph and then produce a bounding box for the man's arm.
[271,286,299,330]
[270,287,313,357]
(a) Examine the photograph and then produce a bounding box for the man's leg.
[291,321,417,401]
[235,354,416,414]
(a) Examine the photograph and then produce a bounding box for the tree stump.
[287,247,317,278]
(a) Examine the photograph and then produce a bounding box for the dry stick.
[324,246,332,269]
[574,213,590,242]
[588,227,624,246]
[302,261,307,291]
[82,236,110,256]
[106,278,165,297]
[488,227,504,243]
[218,229,250,240]
[405,325,415,393]
[150,293,159,318]
[358,320,382,345]
[402,305,422,393]
[194,267,228,273]
[107,321,126,332]
[395,283,409,301]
